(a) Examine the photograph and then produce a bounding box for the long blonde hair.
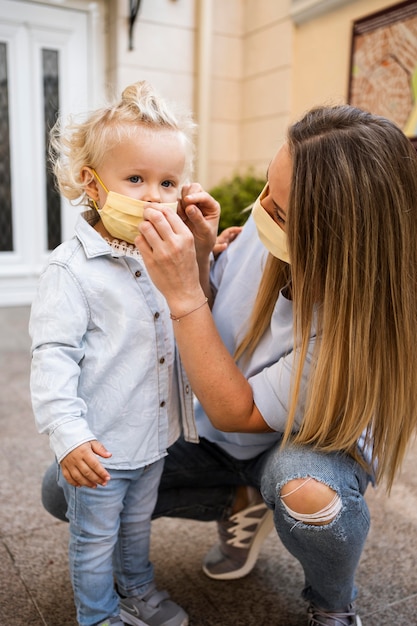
[49,80,196,204]
[239,105,417,490]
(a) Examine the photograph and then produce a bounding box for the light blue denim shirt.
[29,210,197,468]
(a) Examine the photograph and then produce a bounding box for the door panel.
[0,0,89,305]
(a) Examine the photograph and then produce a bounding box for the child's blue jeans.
[58,458,164,626]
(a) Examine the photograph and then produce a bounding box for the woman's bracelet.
[169,297,209,322]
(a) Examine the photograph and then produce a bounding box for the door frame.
[0,0,106,307]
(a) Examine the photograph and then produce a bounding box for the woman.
[135,105,417,626]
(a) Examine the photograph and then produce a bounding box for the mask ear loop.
[89,168,109,213]
[91,169,109,194]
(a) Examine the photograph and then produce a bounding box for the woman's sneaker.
[119,584,188,626]
[97,618,126,626]
[307,603,362,626]
[202,499,274,580]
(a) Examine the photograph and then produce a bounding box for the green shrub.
[209,170,265,231]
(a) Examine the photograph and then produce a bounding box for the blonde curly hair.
[49,81,196,205]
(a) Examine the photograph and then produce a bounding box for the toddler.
[29,81,197,626]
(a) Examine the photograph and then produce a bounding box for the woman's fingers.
[138,207,195,259]
[181,189,220,221]
[136,206,201,304]
[142,204,189,239]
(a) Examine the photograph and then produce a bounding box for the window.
[0,42,13,251]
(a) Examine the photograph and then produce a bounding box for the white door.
[0,0,90,306]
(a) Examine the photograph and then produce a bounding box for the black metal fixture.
[129,0,142,51]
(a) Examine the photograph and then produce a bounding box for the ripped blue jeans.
[260,443,371,610]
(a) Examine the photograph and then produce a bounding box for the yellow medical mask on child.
[252,183,290,263]
[91,170,178,244]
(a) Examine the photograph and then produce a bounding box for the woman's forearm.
[169,294,269,433]
[196,253,213,305]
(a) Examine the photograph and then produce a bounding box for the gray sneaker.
[119,584,188,626]
[202,500,274,580]
[307,604,362,626]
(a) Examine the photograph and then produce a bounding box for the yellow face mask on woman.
[91,170,178,244]
[251,183,290,263]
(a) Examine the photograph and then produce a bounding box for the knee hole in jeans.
[280,477,342,526]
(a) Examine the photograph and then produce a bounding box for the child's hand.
[213,226,243,259]
[60,440,112,488]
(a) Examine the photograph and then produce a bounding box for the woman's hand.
[178,184,221,260]
[136,205,206,314]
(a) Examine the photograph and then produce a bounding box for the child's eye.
[161,180,175,188]
[129,175,143,184]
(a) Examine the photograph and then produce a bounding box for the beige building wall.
[209,0,244,186]
[106,0,295,189]
[107,0,196,111]
[292,0,394,120]
[240,0,293,182]
[209,0,294,187]
[107,0,237,188]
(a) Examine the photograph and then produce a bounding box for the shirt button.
[185,385,190,394]
[159,357,165,364]
[160,400,166,407]
[135,270,141,277]
[154,312,160,319]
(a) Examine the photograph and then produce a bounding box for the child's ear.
[81,167,99,201]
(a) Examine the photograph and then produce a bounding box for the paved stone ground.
[1,305,416,625]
